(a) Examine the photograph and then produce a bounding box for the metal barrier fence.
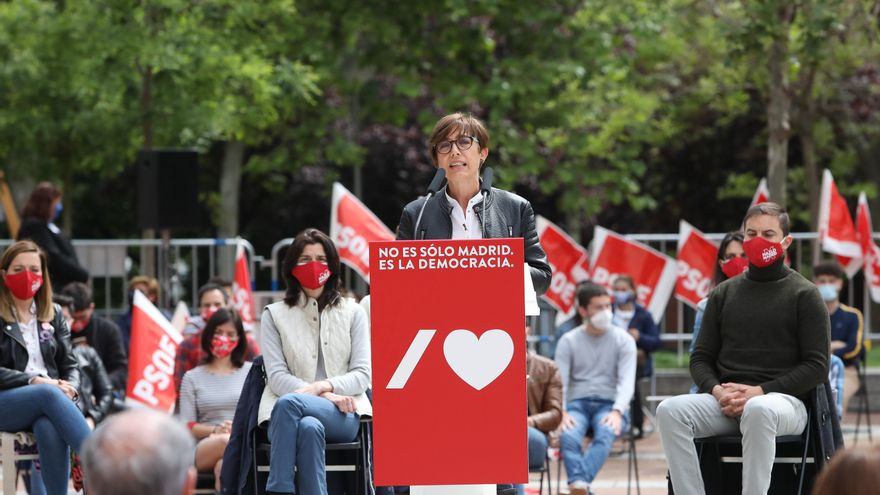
[0,238,258,317]
[9,231,876,361]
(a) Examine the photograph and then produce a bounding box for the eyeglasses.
[434,136,479,154]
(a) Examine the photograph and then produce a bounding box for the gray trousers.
[656,393,808,495]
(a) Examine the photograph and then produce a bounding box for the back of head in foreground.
[81,408,196,495]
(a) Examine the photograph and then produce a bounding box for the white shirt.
[445,190,483,240]
[16,303,48,377]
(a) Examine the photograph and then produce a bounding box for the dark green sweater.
[691,258,830,398]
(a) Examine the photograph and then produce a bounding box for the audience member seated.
[16,181,89,291]
[179,308,252,492]
[60,281,128,395]
[174,282,260,393]
[813,260,864,414]
[555,282,637,495]
[657,203,829,495]
[81,408,197,495]
[52,294,114,430]
[0,240,91,495]
[259,228,371,495]
[611,274,660,438]
[516,332,563,495]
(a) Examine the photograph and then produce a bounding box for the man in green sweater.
[657,202,830,495]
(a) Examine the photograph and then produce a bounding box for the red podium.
[369,238,528,487]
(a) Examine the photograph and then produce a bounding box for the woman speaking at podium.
[396,112,551,294]
[396,112,551,495]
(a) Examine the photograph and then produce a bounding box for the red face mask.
[291,261,331,290]
[743,236,786,268]
[4,271,43,300]
[71,316,91,333]
[720,256,749,279]
[211,335,237,359]
[201,307,219,323]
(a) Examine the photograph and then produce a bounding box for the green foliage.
[1,0,878,242]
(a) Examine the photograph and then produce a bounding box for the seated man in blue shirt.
[814,261,864,414]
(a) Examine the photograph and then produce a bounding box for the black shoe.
[496,489,517,495]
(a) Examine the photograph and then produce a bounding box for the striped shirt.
[179,362,251,426]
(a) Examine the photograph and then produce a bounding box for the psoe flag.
[535,215,589,316]
[751,177,770,207]
[589,226,677,323]
[232,243,256,331]
[330,182,394,283]
[856,192,880,303]
[675,221,719,308]
[818,169,863,277]
[126,290,183,412]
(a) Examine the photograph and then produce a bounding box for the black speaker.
[137,149,200,229]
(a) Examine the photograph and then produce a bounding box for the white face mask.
[589,308,614,332]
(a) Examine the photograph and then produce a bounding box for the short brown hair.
[742,202,790,236]
[129,276,161,301]
[811,448,880,495]
[576,282,610,309]
[428,113,490,166]
[0,240,55,322]
[814,261,845,280]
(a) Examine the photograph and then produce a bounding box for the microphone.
[427,167,446,195]
[413,168,446,239]
[480,167,494,237]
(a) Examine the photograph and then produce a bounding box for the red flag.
[751,178,770,207]
[330,182,394,283]
[856,192,880,303]
[232,243,256,332]
[535,216,589,316]
[589,226,677,323]
[126,290,183,412]
[818,169,863,277]
[675,221,719,308]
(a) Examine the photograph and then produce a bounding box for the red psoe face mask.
[291,261,331,290]
[201,307,219,322]
[4,271,43,300]
[743,236,785,268]
[720,256,749,279]
[211,335,237,359]
[71,316,91,333]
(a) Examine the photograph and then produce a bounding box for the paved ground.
[3,412,879,494]
[526,410,880,495]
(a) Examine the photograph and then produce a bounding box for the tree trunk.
[766,5,794,207]
[140,64,157,278]
[216,140,245,280]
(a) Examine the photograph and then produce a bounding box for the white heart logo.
[443,329,514,390]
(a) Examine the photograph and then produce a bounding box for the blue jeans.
[0,384,90,495]
[560,398,629,485]
[514,426,549,494]
[267,393,361,494]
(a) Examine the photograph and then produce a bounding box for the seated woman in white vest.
[259,228,371,495]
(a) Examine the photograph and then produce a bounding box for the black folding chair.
[853,358,873,445]
[252,416,373,495]
[694,408,814,495]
